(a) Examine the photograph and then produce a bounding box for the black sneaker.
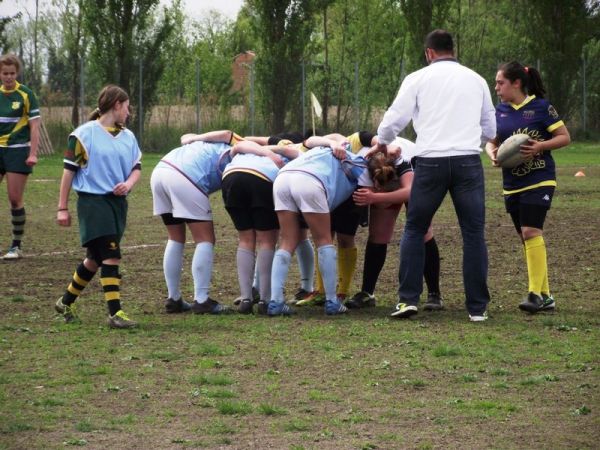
[233,288,260,306]
[518,292,544,314]
[541,294,556,311]
[191,298,232,315]
[345,291,376,309]
[256,300,269,315]
[238,298,254,314]
[164,297,192,313]
[423,292,444,311]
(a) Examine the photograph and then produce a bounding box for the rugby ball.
[496,133,530,168]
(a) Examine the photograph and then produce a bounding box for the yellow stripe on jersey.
[547,121,564,133]
[503,180,556,195]
[509,95,535,111]
[230,132,243,145]
[346,133,362,154]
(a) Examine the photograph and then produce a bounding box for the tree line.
[1,0,598,146]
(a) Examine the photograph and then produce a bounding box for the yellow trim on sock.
[337,247,358,295]
[73,272,89,287]
[104,291,121,301]
[100,277,121,286]
[524,235,547,295]
[67,284,82,295]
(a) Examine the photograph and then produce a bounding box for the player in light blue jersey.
[151,130,242,315]
[55,85,141,329]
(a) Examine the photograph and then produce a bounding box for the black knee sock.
[424,237,440,295]
[361,242,387,295]
[11,207,25,248]
[100,264,122,316]
[63,262,96,305]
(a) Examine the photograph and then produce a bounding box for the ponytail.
[499,61,546,99]
[88,84,130,127]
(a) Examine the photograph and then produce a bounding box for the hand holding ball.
[496,133,530,168]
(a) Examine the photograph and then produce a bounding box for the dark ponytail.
[499,61,546,99]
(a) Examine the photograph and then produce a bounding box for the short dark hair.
[424,30,454,53]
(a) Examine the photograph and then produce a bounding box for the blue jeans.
[399,155,489,315]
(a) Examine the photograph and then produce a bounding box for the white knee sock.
[192,242,214,303]
[256,248,275,301]
[296,238,315,291]
[237,247,255,300]
[317,245,337,301]
[271,249,292,304]
[163,240,184,300]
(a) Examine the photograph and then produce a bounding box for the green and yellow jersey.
[0,81,40,148]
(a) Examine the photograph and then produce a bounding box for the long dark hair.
[499,61,546,98]
[89,85,129,127]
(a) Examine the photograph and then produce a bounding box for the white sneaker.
[3,246,23,259]
[469,312,488,322]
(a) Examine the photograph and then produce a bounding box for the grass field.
[0,142,599,449]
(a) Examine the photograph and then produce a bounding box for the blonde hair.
[368,153,400,192]
[0,53,22,73]
[89,84,129,128]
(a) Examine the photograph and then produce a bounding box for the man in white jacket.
[376,29,496,322]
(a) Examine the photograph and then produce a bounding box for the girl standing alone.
[55,85,142,328]
[486,62,570,314]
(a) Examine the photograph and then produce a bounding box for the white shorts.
[273,172,328,213]
[150,166,212,221]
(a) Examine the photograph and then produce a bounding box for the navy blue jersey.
[496,95,564,194]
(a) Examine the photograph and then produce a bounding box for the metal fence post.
[138,58,143,143]
[249,61,255,135]
[582,52,587,136]
[79,56,84,124]
[301,60,306,136]
[196,58,201,133]
[354,61,359,131]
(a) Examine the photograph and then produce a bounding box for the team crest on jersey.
[109,242,118,250]
[522,110,535,120]
[11,102,20,110]
[548,105,559,119]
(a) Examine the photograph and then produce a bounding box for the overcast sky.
[0,0,244,21]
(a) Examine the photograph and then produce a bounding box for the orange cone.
[574,171,586,177]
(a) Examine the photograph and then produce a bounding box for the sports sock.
[315,249,324,294]
[296,238,315,292]
[541,267,550,297]
[63,262,96,305]
[317,245,337,301]
[361,241,387,294]
[256,248,275,301]
[163,240,184,300]
[192,242,213,303]
[337,246,357,296]
[252,261,260,292]
[100,264,121,316]
[271,249,292,304]
[10,207,25,248]
[423,237,441,295]
[525,235,547,295]
[237,247,255,300]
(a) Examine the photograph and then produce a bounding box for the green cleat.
[55,297,79,323]
[108,310,137,329]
